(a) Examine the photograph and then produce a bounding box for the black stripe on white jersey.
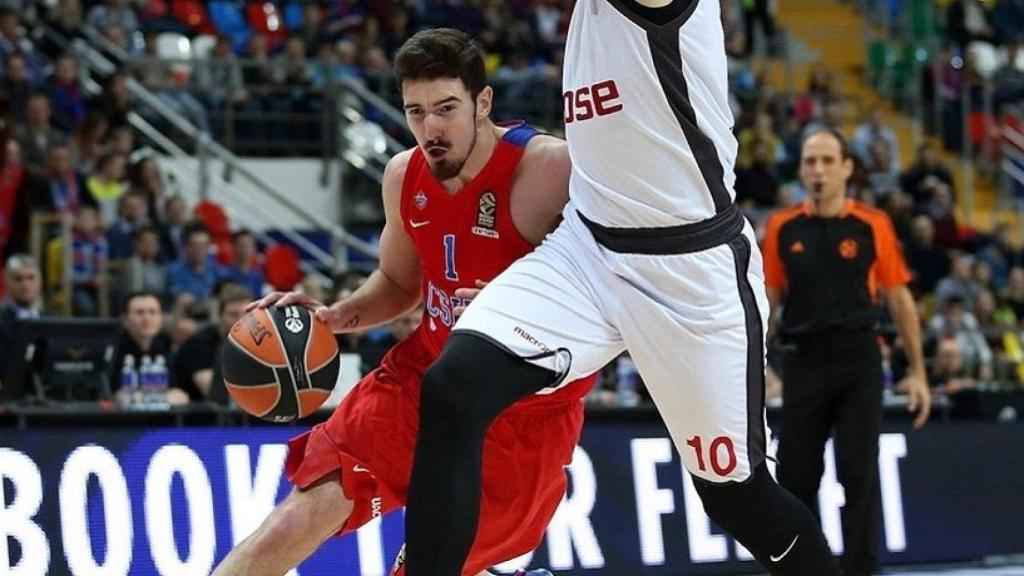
[604,0,733,214]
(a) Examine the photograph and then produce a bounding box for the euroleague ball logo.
[283,306,305,334]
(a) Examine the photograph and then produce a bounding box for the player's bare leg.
[212,472,354,576]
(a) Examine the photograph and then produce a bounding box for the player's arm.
[883,283,930,428]
[509,134,572,245]
[319,151,424,332]
[257,151,423,332]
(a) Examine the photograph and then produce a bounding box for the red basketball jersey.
[382,124,594,404]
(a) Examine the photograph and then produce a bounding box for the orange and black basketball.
[222,305,340,422]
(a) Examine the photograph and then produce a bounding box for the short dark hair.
[232,228,254,242]
[183,221,209,241]
[394,28,487,100]
[122,290,163,313]
[801,127,851,160]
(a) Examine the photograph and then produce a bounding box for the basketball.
[222,305,341,422]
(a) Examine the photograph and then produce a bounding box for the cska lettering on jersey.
[425,281,468,328]
[563,80,624,123]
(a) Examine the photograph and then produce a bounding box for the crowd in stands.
[1,0,1023,413]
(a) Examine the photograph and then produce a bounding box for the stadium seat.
[171,0,217,35]
[209,1,249,34]
[283,2,305,30]
[246,1,287,49]
[193,200,232,243]
[264,244,303,290]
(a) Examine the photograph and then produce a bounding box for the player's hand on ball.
[247,291,327,314]
[315,300,361,333]
[453,280,489,317]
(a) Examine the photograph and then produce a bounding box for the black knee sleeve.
[406,332,561,576]
[694,463,842,575]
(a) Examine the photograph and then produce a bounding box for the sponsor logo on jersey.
[474,190,500,238]
[564,79,624,124]
[414,190,427,209]
[514,326,552,353]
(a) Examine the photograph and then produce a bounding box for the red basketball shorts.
[285,366,586,575]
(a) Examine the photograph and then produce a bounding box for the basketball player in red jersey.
[212,29,591,576]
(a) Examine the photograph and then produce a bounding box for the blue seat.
[209,0,249,34]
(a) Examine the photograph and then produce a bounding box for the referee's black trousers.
[777,332,884,576]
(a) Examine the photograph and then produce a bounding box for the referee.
[762,129,931,576]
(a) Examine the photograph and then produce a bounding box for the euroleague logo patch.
[283,306,305,333]
[472,189,500,238]
[838,238,859,259]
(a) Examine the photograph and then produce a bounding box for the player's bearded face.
[402,78,480,181]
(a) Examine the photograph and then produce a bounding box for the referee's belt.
[578,203,744,255]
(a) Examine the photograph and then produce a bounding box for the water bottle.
[616,355,641,408]
[139,355,154,410]
[152,355,170,410]
[120,354,139,409]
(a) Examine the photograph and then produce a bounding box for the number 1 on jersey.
[443,234,459,281]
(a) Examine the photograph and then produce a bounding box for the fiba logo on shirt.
[283,306,304,333]
[839,238,859,259]
[414,190,427,209]
[472,190,500,238]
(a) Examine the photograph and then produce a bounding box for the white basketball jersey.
[564,0,738,227]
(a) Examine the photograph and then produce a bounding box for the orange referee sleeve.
[866,209,912,288]
[762,209,789,290]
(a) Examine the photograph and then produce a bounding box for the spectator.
[973,288,1014,343]
[128,156,166,223]
[89,72,131,130]
[0,254,43,388]
[927,337,976,393]
[46,53,86,131]
[222,229,265,298]
[107,126,134,157]
[105,190,149,260]
[44,0,83,50]
[70,113,110,173]
[193,36,246,110]
[311,41,362,88]
[735,139,780,211]
[976,223,1021,291]
[1001,266,1024,322]
[901,144,955,206]
[935,252,981,310]
[878,187,914,243]
[851,109,900,170]
[14,92,66,169]
[86,0,139,39]
[86,151,127,224]
[865,139,900,197]
[905,215,950,295]
[71,205,109,317]
[297,272,327,303]
[158,193,187,262]
[927,295,994,381]
[1,53,37,120]
[0,8,42,80]
[31,142,92,216]
[119,225,166,300]
[109,291,188,404]
[919,181,958,248]
[990,0,1024,45]
[737,110,783,170]
[0,136,33,261]
[171,285,251,403]
[167,223,221,304]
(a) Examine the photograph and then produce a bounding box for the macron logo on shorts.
[514,326,551,353]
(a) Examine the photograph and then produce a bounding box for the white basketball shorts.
[454,204,771,483]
